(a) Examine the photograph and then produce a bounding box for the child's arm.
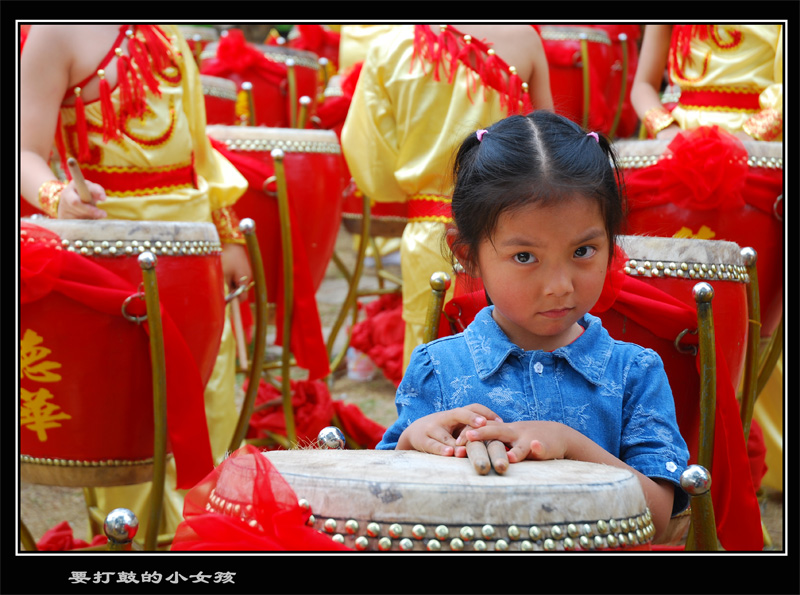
[460,420,675,540]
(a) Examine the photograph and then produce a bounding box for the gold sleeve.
[744,25,783,141]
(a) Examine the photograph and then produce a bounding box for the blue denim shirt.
[377,307,690,515]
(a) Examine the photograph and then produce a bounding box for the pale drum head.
[214,449,654,552]
[613,138,783,167]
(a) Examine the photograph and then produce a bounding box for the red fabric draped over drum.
[170,444,352,551]
[20,222,214,489]
[442,246,764,551]
[208,137,330,381]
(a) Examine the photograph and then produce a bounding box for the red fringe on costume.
[411,25,533,116]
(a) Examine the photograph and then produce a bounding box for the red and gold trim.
[38,180,67,218]
[643,106,675,138]
[678,87,762,113]
[79,161,196,198]
[742,108,783,141]
[408,193,452,223]
[212,206,246,244]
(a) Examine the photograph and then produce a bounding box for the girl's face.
[473,195,609,352]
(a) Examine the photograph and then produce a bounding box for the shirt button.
[534,362,544,374]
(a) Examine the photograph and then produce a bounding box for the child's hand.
[58,180,107,219]
[396,404,502,457]
[459,420,573,463]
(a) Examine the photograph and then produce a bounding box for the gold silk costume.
[54,25,247,543]
[341,25,533,369]
[668,24,782,140]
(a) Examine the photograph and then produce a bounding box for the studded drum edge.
[302,501,656,552]
[617,153,783,170]
[22,233,223,258]
[622,258,749,283]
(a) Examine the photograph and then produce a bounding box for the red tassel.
[481,49,505,107]
[98,75,119,143]
[507,68,522,115]
[73,90,91,162]
[116,54,134,120]
[129,37,162,96]
[138,25,172,74]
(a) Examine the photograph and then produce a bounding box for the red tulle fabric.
[202,28,287,86]
[35,521,108,551]
[170,445,352,551]
[244,377,386,449]
[623,127,780,217]
[208,137,330,381]
[20,222,214,488]
[349,294,406,387]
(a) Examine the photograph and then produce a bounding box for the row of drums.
[21,27,783,542]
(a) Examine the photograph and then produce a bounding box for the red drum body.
[588,25,641,138]
[604,235,749,455]
[20,219,226,486]
[206,125,346,295]
[201,75,238,125]
[210,450,654,551]
[536,25,614,134]
[341,186,408,238]
[178,25,219,63]
[615,139,784,338]
[201,42,320,129]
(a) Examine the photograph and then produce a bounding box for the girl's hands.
[458,420,574,464]
[396,404,502,457]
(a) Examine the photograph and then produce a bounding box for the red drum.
[603,234,750,458]
[201,75,238,125]
[211,450,655,551]
[178,25,219,64]
[341,185,408,238]
[20,219,226,487]
[201,40,320,129]
[588,25,641,138]
[535,25,614,135]
[206,125,346,295]
[614,138,784,338]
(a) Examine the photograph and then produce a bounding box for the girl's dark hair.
[449,110,627,272]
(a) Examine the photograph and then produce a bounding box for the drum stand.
[326,189,404,375]
[20,251,169,552]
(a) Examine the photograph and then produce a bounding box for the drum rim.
[206,125,342,153]
[538,25,611,44]
[22,218,222,247]
[202,41,321,70]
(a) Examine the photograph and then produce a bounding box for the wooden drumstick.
[487,440,509,475]
[67,158,93,203]
[466,440,491,475]
[230,295,249,372]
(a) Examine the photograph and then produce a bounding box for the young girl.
[376,110,690,540]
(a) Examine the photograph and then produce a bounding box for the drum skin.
[206,126,346,296]
[20,219,225,485]
[215,449,655,552]
[615,139,784,338]
[201,42,320,129]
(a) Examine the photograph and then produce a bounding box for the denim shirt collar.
[463,307,612,386]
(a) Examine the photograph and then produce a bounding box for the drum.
[341,185,408,238]
[201,75,238,125]
[201,40,320,129]
[206,125,346,295]
[535,25,614,135]
[178,25,219,64]
[588,25,641,138]
[604,234,750,460]
[20,219,226,487]
[209,449,654,552]
[614,138,784,338]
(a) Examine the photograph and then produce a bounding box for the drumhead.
[178,25,220,43]
[242,449,653,551]
[206,125,341,154]
[202,41,321,71]
[613,139,783,170]
[539,25,611,45]
[22,219,221,256]
[200,75,238,100]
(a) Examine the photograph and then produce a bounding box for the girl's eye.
[574,246,597,259]
[513,252,535,264]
